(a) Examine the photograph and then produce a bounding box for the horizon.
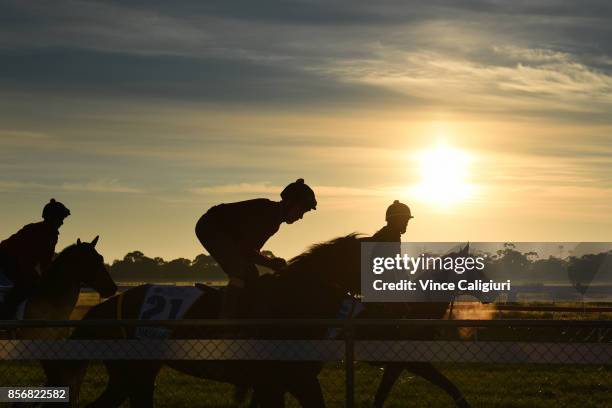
[1,1,612,262]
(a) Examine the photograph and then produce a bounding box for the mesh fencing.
[0,319,611,407]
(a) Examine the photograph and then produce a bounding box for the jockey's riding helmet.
[42,199,71,221]
[385,200,413,221]
[281,179,317,210]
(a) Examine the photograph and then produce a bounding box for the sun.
[412,142,475,207]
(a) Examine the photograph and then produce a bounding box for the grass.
[2,297,610,406]
[1,361,610,407]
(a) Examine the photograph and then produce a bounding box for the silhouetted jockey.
[0,199,70,319]
[196,179,317,318]
[370,200,414,317]
[372,200,413,242]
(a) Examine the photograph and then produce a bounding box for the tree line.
[480,243,612,288]
[104,244,611,288]
[106,250,276,283]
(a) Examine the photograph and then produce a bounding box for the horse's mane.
[58,243,79,256]
[283,233,364,288]
[45,242,87,278]
[248,234,363,321]
[28,243,83,297]
[51,243,81,264]
[289,232,362,266]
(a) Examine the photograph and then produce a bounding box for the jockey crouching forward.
[0,199,70,319]
[195,179,317,319]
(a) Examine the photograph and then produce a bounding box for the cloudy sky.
[1,0,611,262]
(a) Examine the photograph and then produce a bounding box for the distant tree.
[110,251,160,281]
[123,251,145,263]
[487,243,532,282]
[190,254,223,279]
[192,254,216,269]
[161,258,192,279]
[531,256,567,282]
[568,252,612,294]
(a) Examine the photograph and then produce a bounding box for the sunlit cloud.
[332,47,612,116]
[60,179,143,194]
[190,183,389,197]
[0,129,55,147]
[0,179,142,194]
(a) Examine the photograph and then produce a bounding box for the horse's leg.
[41,360,88,408]
[287,375,325,408]
[235,386,258,408]
[248,394,260,408]
[41,360,60,389]
[404,362,470,408]
[67,360,90,408]
[85,362,131,408]
[234,385,250,405]
[253,386,285,408]
[128,362,162,408]
[373,363,404,408]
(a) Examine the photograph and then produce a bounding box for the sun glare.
[412,142,475,207]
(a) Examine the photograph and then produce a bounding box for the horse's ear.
[77,238,82,245]
[91,235,99,248]
[463,242,470,254]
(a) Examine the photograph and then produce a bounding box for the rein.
[448,293,456,320]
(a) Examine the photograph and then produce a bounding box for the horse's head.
[61,236,117,298]
[438,243,496,304]
[286,233,363,295]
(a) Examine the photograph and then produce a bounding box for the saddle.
[194,282,222,298]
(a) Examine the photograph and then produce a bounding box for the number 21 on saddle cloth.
[116,285,204,339]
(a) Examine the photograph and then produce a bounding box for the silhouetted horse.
[5,237,117,398]
[6,236,116,328]
[244,244,490,408]
[66,234,364,407]
[362,244,493,408]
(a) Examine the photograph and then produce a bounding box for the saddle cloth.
[134,285,203,339]
[0,267,25,320]
[327,297,365,339]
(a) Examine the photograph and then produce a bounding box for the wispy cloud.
[0,129,55,147]
[0,179,143,194]
[60,179,143,194]
[190,183,279,196]
[189,183,388,197]
[328,46,612,117]
[0,181,47,193]
[2,1,611,117]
